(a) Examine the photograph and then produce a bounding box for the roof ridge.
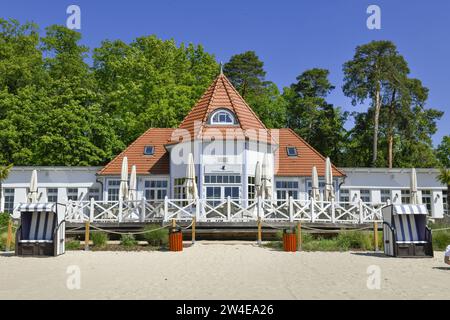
[197,74,220,139]
[177,75,219,130]
[220,74,268,130]
[220,74,245,131]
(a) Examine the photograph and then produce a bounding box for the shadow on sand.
[0,252,15,258]
[350,252,392,259]
[432,267,450,271]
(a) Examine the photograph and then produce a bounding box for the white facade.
[2,166,447,219]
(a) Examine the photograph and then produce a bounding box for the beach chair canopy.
[18,203,58,243]
[392,204,428,215]
[385,204,429,244]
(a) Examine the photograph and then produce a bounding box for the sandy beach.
[1,241,449,300]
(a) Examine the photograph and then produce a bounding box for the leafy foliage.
[143,224,169,247]
[0,20,445,170]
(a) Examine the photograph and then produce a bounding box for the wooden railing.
[63,196,385,224]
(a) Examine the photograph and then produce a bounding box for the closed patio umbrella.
[324,157,334,201]
[261,153,273,200]
[311,166,320,201]
[254,161,262,201]
[128,165,137,202]
[119,157,129,201]
[28,169,38,203]
[410,168,420,204]
[185,153,198,201]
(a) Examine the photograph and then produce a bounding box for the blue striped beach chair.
[382,204,433,257]
[15,203,66,256]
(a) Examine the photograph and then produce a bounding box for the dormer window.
[209,109,236,125]
[144,146,154,155]
[286,146,298,157]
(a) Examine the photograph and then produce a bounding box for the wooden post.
[6,219,13,252]
[84,221,90,251]
[192,217,196,244]
[297,222,302,252]
[374,221,379,251]
[172,219,176,228]
[257,217,262,246]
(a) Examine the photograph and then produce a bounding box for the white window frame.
[209,109,236,125]
[107,179,120,201]
[67,188,78,201]
[3,188,15,213]
[144,179,169,202]
[47,188,58,203]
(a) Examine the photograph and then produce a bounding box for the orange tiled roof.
[272,128,345,177]
[169,73,273,144]
[98,128,174,175]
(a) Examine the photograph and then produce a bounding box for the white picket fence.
[63,196,385,224]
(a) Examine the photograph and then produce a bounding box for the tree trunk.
[387,89,396,169]
[372,85,381,167]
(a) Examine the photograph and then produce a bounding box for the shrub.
[143,225,168,247]
[337,231,372,251]
[120,233,138,247]
[0,232,12,250]
[65,239,81,250]
[91,232,108,248]
[0,212,10,228]
[432,230,450,251]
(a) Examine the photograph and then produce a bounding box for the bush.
[432,230,450,251]
[0,212,10,228]
[143,225,168,247]
[120,233,138,247]
[336,231,372,251]
[91,232,108,248]
[0,231,14,250]
[65,239,81,250]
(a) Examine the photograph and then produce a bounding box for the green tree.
[284,69,348,163]
[343,40,409,166]
[437,168,450,210]
[93,36,218,144]
[223,51,265,99]
[437,136,450,168]
[223,51,287,128]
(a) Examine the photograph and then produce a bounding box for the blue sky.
[1,0,449,145]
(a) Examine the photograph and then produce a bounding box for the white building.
[1,73,447,220]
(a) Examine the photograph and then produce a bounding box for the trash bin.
[283,228,297,252]
[169,227,183,252]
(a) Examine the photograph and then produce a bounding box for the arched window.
[209,109,236,125]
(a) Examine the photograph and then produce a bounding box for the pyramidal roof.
[169,73,273,143]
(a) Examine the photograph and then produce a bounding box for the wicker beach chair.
[15,203,66,257]
[382,204,433,258]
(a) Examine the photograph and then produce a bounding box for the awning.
[18,203,56,213]
[393,204,428,215]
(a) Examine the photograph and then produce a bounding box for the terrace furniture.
[15,203,66,257]
[382,204,433,258]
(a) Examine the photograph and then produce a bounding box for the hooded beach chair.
[15,203,66,257]
[382,204,433,258]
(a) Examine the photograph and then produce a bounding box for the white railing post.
[331,197,336,223]
[164,196,168,222]
[89,197,94,222]
[118,198,123,222]
[359,199,364,223]
[311,197,315,223]
[289,196,294,222]
[140,197,146,222]
[195,198,200,221]
[227,196,231,221]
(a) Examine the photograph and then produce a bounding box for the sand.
[1,241,449,300]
